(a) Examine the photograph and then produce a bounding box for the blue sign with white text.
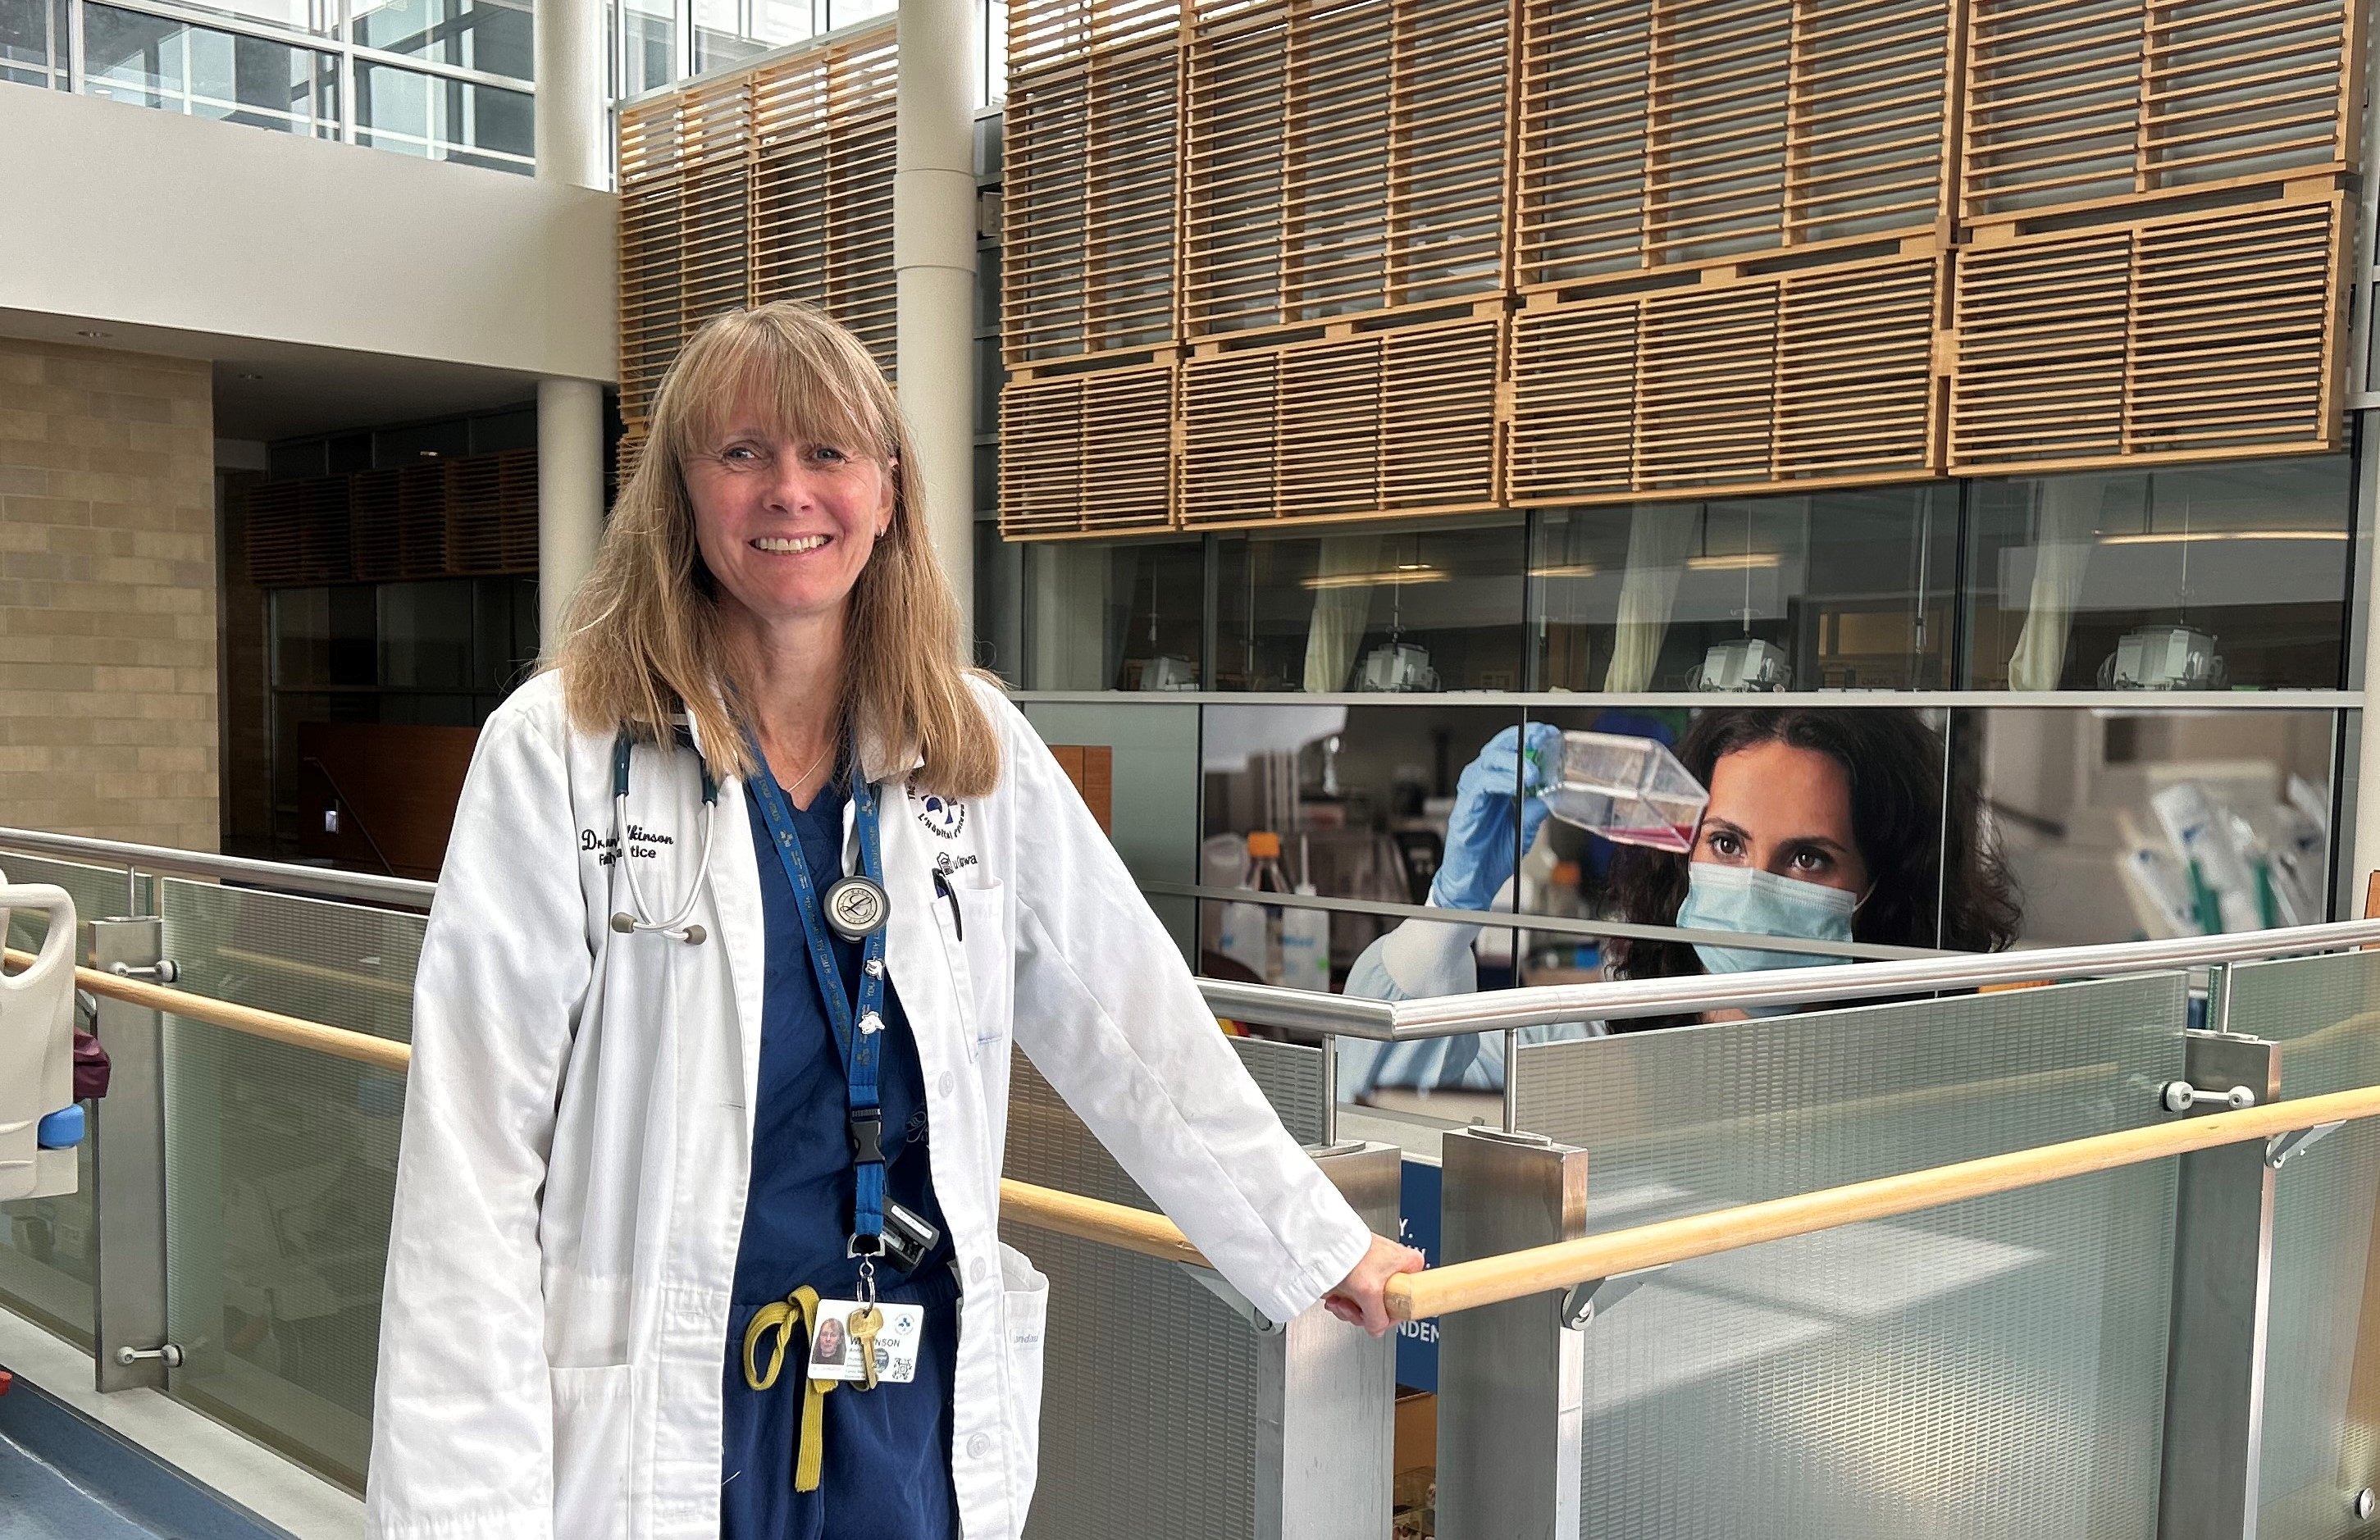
[1396,1157,1441,1392]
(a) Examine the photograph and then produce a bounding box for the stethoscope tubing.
[610,730,722,945]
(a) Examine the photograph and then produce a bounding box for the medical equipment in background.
[1134,587,1198,690]
[1,882,83,1202]
[1357,544,1441,692]
[2113,774,2328,937]
[1539,731,1709,853]
[1689,636,1793,692]
[1277,836,1331,994]
[2099,625,2227,690]
[1218,831,1293,983]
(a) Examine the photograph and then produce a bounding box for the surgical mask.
[1675,864,1859,1006]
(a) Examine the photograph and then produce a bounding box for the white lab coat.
[364,672,1374,1540]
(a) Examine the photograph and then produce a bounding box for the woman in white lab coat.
[365,301,1416,1540]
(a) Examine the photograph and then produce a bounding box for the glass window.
[172,0,333,35]
[1025,537,1203,691]
[1530,486,1958,694]
[1197,702,1525,982]
[378,581,476,689]
[83,5,337,135]
[618,0,677,95]
[1963,458,2352,690]
[353,0,531,82]
[356,60,533,173]
[1,0,57,87]
[689,0,810,76]
[1214,517,1527,692]
[1954,707,2338,945]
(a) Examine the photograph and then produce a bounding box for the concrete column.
[534,0,605,189]
[538,378,605,654]
[896,0,979,631]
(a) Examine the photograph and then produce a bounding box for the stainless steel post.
[89,915,173,1392]
[1435,1127,1589,1540]
[1255,1140,1401,1540]
[2158,1027,2282,1540]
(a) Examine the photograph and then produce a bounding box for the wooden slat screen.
[1949,197,2342,471]
[242,478,352,586]
[1514,0,1954,289]
[1509,255,1939,503]
[1176,317,1500,526]
[1961,0,2358,225]
[1179,0,1510,339]
[1002,37,1180,365]
[956,0,2365,536]
[239,454,536,585]
[997,363,1176,535]
[350,469,405,582]
[617,22,897,435]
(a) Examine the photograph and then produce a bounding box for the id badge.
[809,1300,926,1385]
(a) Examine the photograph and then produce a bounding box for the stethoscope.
[606,727,896,950]
[609,729,721,945]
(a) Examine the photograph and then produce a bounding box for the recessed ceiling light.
[75,329,112,339]
[234,371,264,381]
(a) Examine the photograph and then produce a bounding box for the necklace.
[761,728,837,805]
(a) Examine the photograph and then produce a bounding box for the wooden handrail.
[3,948,413,1073]
[21,945,2380,1325]
[1384,1082,2380,1321]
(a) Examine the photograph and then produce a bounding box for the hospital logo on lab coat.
[916,794,965,840]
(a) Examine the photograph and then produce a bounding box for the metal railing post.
[89,915,176,1392]
[1252,1140,1400,1540]
[1434,1127,1589,1540]
[2159,1027,2282,1540]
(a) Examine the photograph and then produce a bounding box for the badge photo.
[808,1301,925,1386]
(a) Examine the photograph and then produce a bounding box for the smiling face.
[682,392,896,636]
[1690,738,1870,896]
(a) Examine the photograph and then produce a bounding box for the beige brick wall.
[0,338,218,850]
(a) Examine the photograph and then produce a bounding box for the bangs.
[659,308,891,465]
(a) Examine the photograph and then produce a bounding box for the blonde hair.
[554,302,1000,797]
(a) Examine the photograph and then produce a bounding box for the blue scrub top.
[720,775,960,1540]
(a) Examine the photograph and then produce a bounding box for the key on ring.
[847,1304,885,1391]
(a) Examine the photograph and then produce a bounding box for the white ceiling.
[0,307,547,441]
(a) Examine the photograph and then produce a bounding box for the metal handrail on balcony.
[12,941,2380,1324]
[16,826,2380,1042]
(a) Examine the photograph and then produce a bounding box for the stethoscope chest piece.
[823,875,891,941]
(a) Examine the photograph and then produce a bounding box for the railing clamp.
[2267,1121,2345,1169]
[2163,1080,2256,1114]
[114,1342,183,1369]
[1560,1265,1667,1332]
[107,959,178,984]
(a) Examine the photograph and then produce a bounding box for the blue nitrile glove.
[1429,722,1566,914]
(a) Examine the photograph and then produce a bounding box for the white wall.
[0,86,616,384]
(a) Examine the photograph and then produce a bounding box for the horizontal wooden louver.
[1515,0,1952,288]
[350,469,405,582]
[1181,0,1509,338]
[1950,198,2342,471]
[1010,0,1182,73]
[997,364,1175,536]
[1003,37,1180,366]
[1961,0,2356,223]
[1179,317,1501,524]
[242,477,352,586]
[617,22,896,434]
[753,30,899,373]
[1509,256,1939,501]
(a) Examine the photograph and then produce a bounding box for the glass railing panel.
[1001,1037,1322,1540]
[0,852,149,1346]
[2215,950,2380,1538]
[157,877,422,1490]
[1512,975,2188,1539]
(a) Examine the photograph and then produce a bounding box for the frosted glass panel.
[1515,975,2188,1540]
[159,878,421,1488]
[2219,950,2380,1539]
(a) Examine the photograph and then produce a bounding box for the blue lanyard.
[743,733,891,1252]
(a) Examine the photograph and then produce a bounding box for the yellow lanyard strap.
[741,1286,837,1492]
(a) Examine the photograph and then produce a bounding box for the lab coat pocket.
[998,1241,1050,1508]
[549,1363,636,1539]
[942,877,1013,1057]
